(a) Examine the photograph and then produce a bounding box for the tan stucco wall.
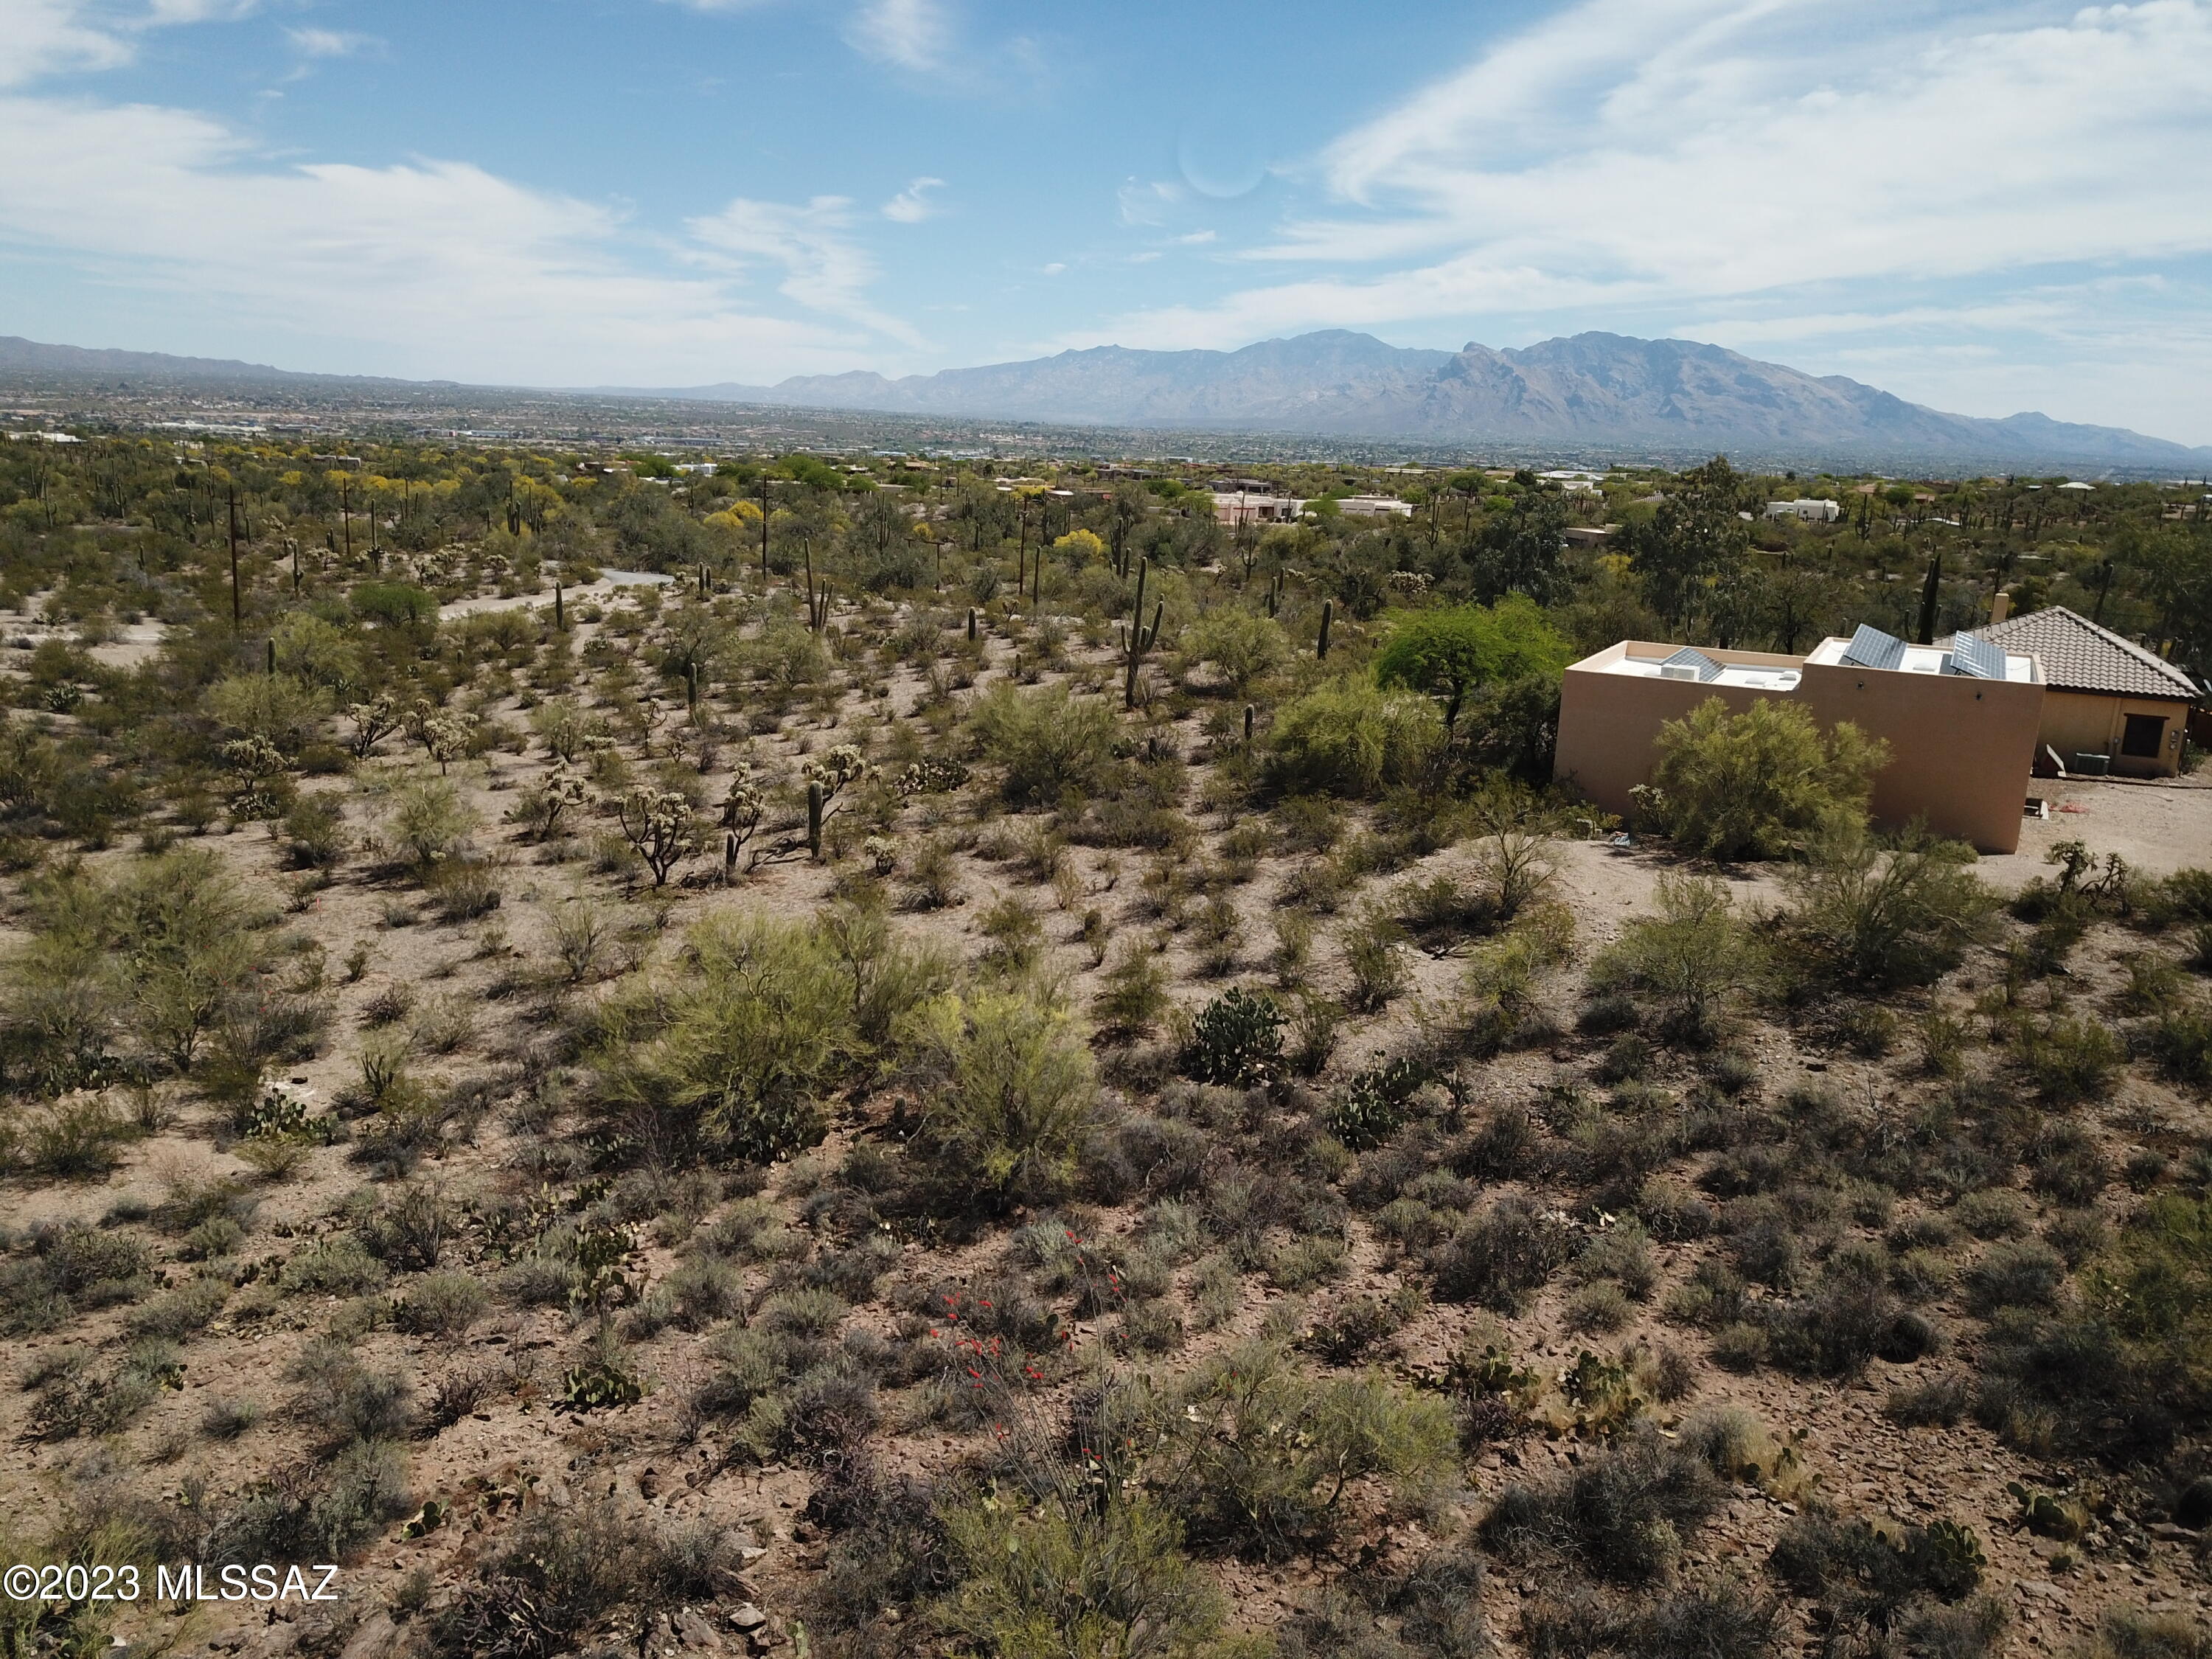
[2038,688,2188,777]
[1554,641,2046,854]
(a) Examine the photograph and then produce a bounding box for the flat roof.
[1806,635,2037,683]
[1602,654,1803,691]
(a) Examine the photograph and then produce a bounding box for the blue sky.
[4,0,2211,441]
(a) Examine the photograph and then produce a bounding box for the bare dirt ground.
[1,597,2208,1658]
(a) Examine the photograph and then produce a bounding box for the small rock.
[731,1604,768,1632]
[676,1608,724,1652]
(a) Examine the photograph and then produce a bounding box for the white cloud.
[687,194,923,346]
[285,27,375,58]
[0,0,135,86]
[0,1,922,383]
[844,0,953,72]
[881,175,944,223]
[1079,0,2212,437]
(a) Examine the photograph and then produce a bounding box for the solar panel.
[1658,647,1723,682]
[1840,623,1907,671]
[1946,630,2006,681]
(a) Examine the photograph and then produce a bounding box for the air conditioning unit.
[2072,753,2111,776]
[1658,663,1700,681]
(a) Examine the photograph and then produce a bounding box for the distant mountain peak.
[4,328,2204,468]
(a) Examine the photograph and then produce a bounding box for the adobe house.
[1969,604,2200,778]
[1554,625,2045,854]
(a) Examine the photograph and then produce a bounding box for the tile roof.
[1977,605,2199,701]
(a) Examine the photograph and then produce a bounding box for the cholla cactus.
[530,760,591,839]
[410,698,479,773]
[863,835,897,875]
[896,757,969,796]
[346,691,405,759]
[221,734,288,818]
[804,743,869,804]
[718,765,766,873]
[616,785,701,887]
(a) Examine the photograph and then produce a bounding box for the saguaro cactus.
[1123,557,1152,710]
[1317,599,1334,661]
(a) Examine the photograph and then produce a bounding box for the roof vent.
[1840,623,1907,671]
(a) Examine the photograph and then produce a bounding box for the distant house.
[1764,498,1840,523]
[1210,491,1303,526]
[1970,605,2200,776]
[1560,525,1616,550]
[1554,623,2045,853]
[1335,495,1415,518]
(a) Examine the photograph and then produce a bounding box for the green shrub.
[1148,1342,1456,1558]
[433,1500,744,1653]
[1372,597,1572,730]
[0,848,275,1089]
[2079,1607,2212,1659]
[287,1340,412,1444]
[2148,1003,2212,1086]
[2017,1013,2124,1103]
[913,987,1096,1204]
[1265,679,1443,799]
[1519,1582,1778,1659]
[1341,906,1412,1010]
[278,1234,388,1296]
[1768,1509,1986,1624]
[970,682,1121,806]
[1588,874,1763,1042]
[1638,696,1885,860]
[591,913,861,1166]
[1183,608,1288,695]
[1428,1197,1573,1312]
[941,1489,1224,1659]
[1478,1427,1723,1584]
[383,774,479,866]
[394,1270,490,1336]
[204,1441,413,1565]
[1787,826,1995,990]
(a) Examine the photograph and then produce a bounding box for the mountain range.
[7,329,2208,469]
[620,330,2212,467]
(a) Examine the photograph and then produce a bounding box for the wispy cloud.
[844,0,953,72]
[0,0,921,382]
[1083,0,2212,374]
[687,194,922,345]
[1,0,135,86]
[881,176,944,223]
[285,26,375,59]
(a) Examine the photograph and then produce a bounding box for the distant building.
[1554,623,2045,853]
[1969,604,2199,777]
[1764,498,1841,523]
[1335,495,1415,518]
[1211,491,1303,526]
[1561,526,1616,550]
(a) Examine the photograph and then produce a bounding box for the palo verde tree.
[1372,595,1572,731]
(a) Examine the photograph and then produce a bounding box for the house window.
[2121,713,2166,758]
